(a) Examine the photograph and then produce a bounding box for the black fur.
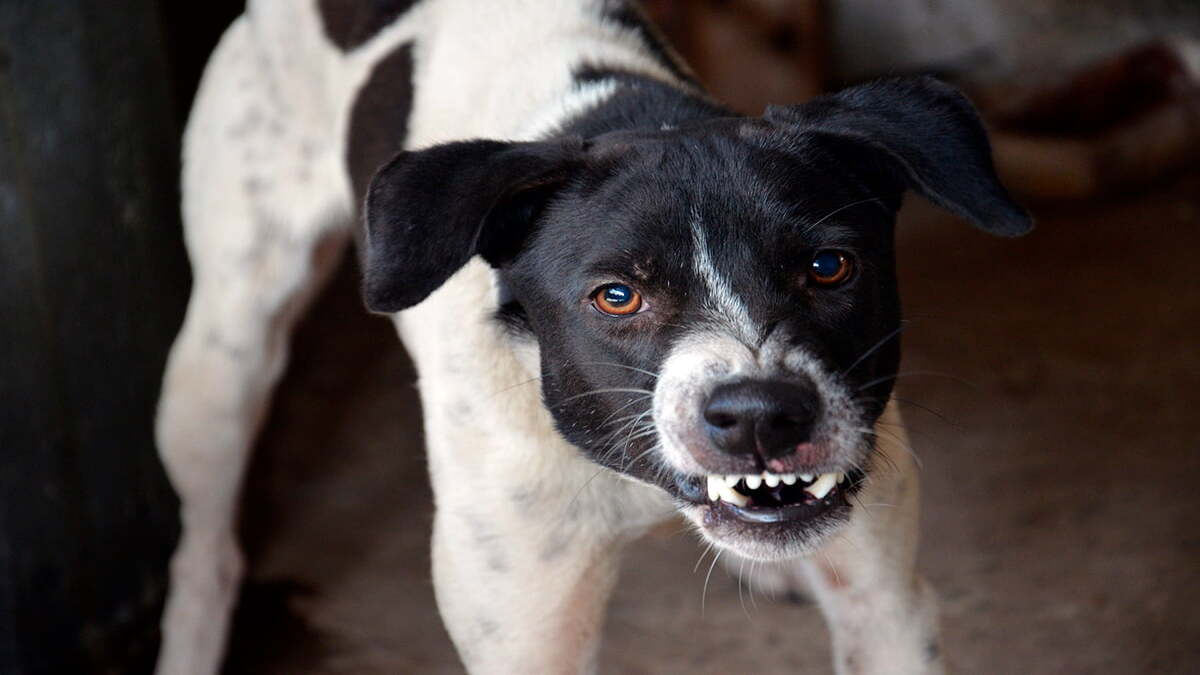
[318,0,420,51]
[764,76,1032,237]
[361,72,1030,493]
[347,42,414,207]
[363,138,584,312]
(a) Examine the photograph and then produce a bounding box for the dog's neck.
[554,68,729,140]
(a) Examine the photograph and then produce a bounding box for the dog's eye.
[808,250,854,286]
[592,284,643,316]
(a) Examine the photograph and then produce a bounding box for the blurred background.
[2,0,1198,672]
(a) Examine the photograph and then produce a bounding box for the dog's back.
[205,0,688,207]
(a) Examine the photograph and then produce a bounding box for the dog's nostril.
[703,379,821,459]
[768,414,804,430]
[705,412,739,429]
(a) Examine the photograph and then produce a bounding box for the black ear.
[362,138,583,312]
[765,76,1032,237]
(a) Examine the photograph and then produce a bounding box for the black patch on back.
[318,0,419,51]
[347,42,414,209]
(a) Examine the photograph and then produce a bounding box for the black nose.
[703,379,821,459]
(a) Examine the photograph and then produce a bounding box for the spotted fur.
[156,1,1027,673]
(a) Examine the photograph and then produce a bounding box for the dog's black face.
[363,77,1030,559]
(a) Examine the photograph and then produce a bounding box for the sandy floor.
[225,173,1200,674]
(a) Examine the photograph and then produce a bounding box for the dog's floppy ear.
[363,138,583,312]
[764,76,1032,237]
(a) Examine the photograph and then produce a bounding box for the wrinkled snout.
[702,378,823,467]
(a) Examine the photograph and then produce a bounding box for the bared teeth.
[804,472,839,500]
[707,470,848,506]
[706,475,749,506]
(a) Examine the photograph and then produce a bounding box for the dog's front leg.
[802,405,944,675]
[424,423,666,674]
[432,510,618,674]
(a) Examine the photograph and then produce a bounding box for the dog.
[154,1,1031,673]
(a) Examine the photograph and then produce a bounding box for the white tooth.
[837,472,847,484]
[805,472,839,500]
[724,475,740,488]
[764,472,780,488]
[719,484,750,506]
[744,474,762,490]
[707,475,721,501]
[799,473,814,483]
[781,473,797,485]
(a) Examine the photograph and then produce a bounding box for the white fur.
[689,207,758,342]
[801,404,943,675]
[652,329,867,484]
[156,1,940,673]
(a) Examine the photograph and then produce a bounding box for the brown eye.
[592,284,643,316]
[808,250,854,286]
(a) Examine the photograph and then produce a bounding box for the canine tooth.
[837,472,847,484]
[799,473,814,483]
[706,475,721,501]
[781,473,798,485]
[805,472,839,500]
[764,472,780,488]
[744,474,762,490]
[719,484,750,506]
[724,475,740,488]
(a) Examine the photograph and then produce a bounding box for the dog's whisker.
[485,375,542,398]
[598,395,655,426]
[841,321,909,376]
[556,387,656,404]
[577,361,661,379]
[866,426,924,470]
[802,196,886,234]
[849,491,879,522]
[693,541,716,574]
[620,445,659,474]
[747,559,760,611]
[855,370,980,393]
[737,555,750,619]
[820,550,843,590]
[890,396,961,430]
[701,550,724,615]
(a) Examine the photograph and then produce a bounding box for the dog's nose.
[703,379,820,459]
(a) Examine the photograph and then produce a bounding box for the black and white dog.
[155,1,1030,673]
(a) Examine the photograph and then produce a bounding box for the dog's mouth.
[675,469,863,528]
[703,470,858,521]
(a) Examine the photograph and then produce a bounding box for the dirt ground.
[224,172,1200,674]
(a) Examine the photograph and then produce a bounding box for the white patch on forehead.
[689,208,757,343]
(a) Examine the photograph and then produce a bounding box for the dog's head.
[363,77,1031,560]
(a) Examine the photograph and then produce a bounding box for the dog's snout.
[703,379,821,460]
